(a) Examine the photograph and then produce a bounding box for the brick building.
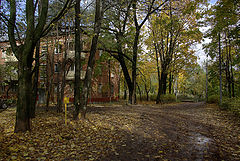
[0,41,18,97]
[0,37,120,103]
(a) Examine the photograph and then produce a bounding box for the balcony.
[66,70,86,80]
[66,70,74,80]
[67,50,86,59]
[5,54,18,63]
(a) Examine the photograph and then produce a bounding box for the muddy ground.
[0,102,239,160]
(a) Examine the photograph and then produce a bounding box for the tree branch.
[41,0,73,37]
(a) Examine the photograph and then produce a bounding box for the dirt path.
[0,102,239,160]
[88,102,240,161]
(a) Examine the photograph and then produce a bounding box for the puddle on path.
[189,133,212,161]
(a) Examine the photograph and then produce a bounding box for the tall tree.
[8,0,72,132]
[147,0,202,103]
[74,0,82,119]
[205,0,239,100]
[74,0,105,119]
[131,0,167,104]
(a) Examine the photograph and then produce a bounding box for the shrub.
[160,94,176,103]
[207,95,219,104]
[221,97,240,117]
[149,94,157,101]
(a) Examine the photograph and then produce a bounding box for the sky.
[195,0,218,65]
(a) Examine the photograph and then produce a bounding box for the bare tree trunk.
[46,37,50,111]
[30,40,40,118]
[218,33,222,105]
[206,55,208,102]
[169,74,173,94]
[78,0,105,119]
[15,50,32,132]
[60,20,68,111]
[131,29,140,104]
[137,83,142,101]
[73,0,82,120]
[56,25,62,112]
[155,46,161,104]
[228,38,235,97]
[108,59,111,102]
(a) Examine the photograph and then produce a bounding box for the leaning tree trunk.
[77,0,104,119]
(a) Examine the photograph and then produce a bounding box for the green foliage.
[150,94,157,101]
[6,97,17,106]
[221,97,240,117]
[207,95,219,104]
[160,94,176,103]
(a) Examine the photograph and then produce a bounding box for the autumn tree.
[74,0,106,119]
[205,0,240,103]
[100,0,167,104]
[7,0,72,132]
[147,0,203,103]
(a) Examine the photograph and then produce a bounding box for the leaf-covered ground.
[0,102,240,160]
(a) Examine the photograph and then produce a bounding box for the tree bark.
[77,0,104,119]
[137,83,142,101]
[46,38,50,111]
[218,33,222,105]
[131,29,140,104]
[15,50,32,132]
[73,0,83,120]
[30,40,40,118]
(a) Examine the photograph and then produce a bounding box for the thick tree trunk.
[15,51,32,132]
[146,92,149,101]
[117,50,133,103]
[162,72,167,94]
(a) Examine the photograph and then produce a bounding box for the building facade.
[0,37,120,103]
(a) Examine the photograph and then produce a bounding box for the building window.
[40,65,46,79]
[1,50,6,58]
[54,44,62,54]
[99,50,103,57]
[68,41,75,51]
[80,71,86,79]
[55,64,60,73]
[98,83,102,94]
[111,84,114,95]
[70,63,74,71]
